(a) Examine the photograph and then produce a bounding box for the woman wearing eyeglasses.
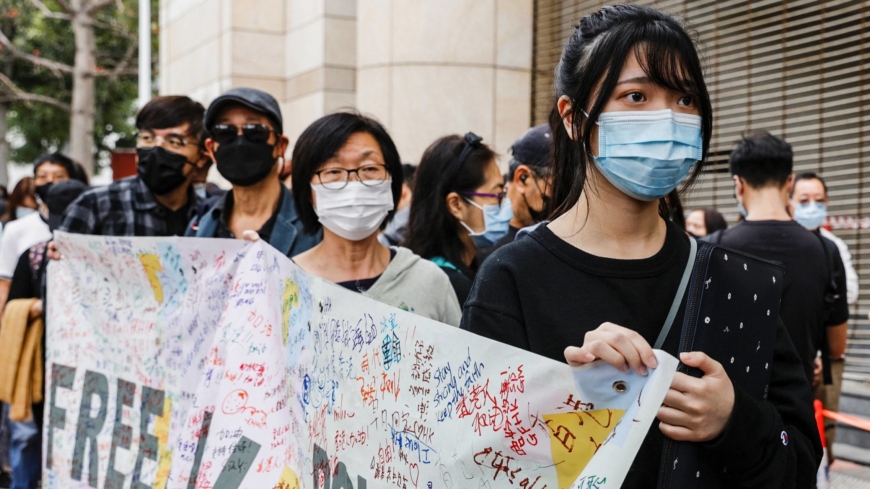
[406,134,512,306]
[290,112,462,326]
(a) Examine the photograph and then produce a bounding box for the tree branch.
[0,72,70,111]
[53,0,74,14]
[94,66,137,77]
[106,41,136,78]
[85,0,117,15]
[26,0,72,20]
[89,17,136,41]
[0,29,73,77]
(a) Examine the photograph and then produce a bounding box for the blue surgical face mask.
[194,183,207,200]
[794,202,827,230]
[591,109,703,201]
[15,207,36,219]
[459,197,514,248]
[737,202,748,219]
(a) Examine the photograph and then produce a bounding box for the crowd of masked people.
[0,4,862,487]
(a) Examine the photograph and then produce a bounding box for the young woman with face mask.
[406,134,511,306]
[461,5,820,487]
[291,113,461,327]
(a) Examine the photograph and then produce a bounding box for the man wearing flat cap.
[480,124,553,259]
[187,87,321,257]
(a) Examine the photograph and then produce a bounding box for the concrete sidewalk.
[832,460,870,488]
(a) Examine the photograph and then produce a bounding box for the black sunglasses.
[210,124,274,145]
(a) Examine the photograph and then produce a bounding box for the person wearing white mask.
[291,112,461,326]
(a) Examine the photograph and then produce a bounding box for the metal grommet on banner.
[613,380,629,394]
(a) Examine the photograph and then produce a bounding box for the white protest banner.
[46,232,677,488]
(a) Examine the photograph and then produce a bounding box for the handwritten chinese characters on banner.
[45,233,676,489]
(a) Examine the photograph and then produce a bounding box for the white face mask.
[312,180,394,241]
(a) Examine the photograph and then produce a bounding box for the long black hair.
[549,4,713,220]
[406,135,496,267]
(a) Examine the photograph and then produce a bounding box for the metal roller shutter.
[533,0,870,380]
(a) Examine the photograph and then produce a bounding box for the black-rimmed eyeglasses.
[314,164,389,190]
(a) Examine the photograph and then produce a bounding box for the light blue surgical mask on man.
[591,109,703,201]
[15,207,36,219]
[737,200,748,219]
[794,202,827,230]
[459,198,514,248]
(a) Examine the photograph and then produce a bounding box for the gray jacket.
[365,247,462,326]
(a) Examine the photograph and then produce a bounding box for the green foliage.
[0,0,157,170]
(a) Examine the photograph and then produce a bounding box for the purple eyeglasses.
[461,190,507,206]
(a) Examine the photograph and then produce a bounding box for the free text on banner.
[45,233,676,489]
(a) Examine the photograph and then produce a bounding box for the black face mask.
[522,175,551,223]
[525,193,551,223]
[35,182,53,204]
[214,136,276,187]
[137,146,190,195]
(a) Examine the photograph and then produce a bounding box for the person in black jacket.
[461,5,821,487]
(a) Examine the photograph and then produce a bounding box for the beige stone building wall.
[356,0,533,163]
[159,0,533,164]
[282,0,357,143]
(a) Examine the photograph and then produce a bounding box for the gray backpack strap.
[654,237,698,350]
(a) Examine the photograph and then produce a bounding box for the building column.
[283,0,357,146]
[356,0,533,164]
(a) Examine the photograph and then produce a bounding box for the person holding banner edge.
[461,4,820,488]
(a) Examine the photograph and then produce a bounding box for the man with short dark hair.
[59,95,210,237]
[714,131,849,384]
[187,87,320,256]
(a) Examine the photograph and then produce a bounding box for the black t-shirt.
[819,230,850,325]
[437,256,479,307]
[9,242,48,302]
[718,220,849,381]
[465,221,689,357]
[164,200,196,237]
[477,225,521,262]
[215,190,280,243]
[461,220,821,487]
[336,249,396,293]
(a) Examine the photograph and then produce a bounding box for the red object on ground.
[815,400,828,448]
[110,148,137,180]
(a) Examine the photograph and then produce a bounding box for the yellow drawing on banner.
[152,397,173,489]
[543,409,625,489]
[139,254,164,303]
[274,467,300,489]
[281,279,299,344]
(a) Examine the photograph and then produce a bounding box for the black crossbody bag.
[656,238,784,488]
